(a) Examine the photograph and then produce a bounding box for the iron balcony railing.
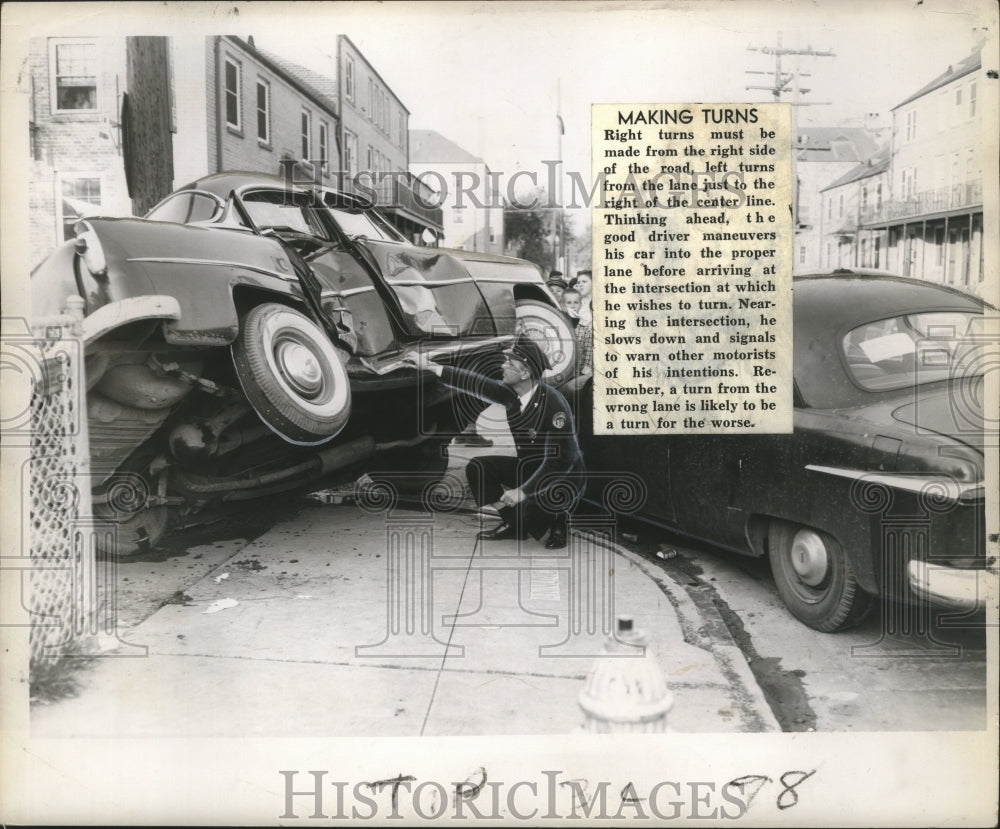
[373,174,443,231]
[860,179,982,225]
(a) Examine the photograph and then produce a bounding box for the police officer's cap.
[504,333,551,380]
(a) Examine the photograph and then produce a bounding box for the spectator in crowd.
[570,270,593,325]
[559,288,593,394]
[546,271,569,310]
[406,334,584,549]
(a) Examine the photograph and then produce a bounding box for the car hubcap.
[790,529,829,586]
[517,319,567,372]
[275,339,323,399]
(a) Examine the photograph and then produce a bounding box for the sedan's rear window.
[842,311,983,390]
[146,192,222,224]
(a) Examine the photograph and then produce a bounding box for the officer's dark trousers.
[465,455,574,540]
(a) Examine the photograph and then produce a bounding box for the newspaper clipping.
[593,103,792,434]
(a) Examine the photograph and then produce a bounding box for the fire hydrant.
[578,616,673,733]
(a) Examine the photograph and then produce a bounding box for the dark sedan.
[31,171,576,555]
[579,272,993,631]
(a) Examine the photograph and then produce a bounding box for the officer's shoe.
[478,522,527,541]
[544,526,567,549]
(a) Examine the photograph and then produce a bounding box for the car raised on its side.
[31,171,576,555]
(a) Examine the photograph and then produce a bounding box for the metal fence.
[27,297,96,669]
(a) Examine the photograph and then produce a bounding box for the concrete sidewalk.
[31,409,780,737]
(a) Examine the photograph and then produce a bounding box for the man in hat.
[546,270,570,309]
[406,334,585,548]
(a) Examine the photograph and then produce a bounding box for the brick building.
[171,36,340,193]
[28,35,130,265]
[409,129,504,254]
[331,36,441,243]
[29,34,442,265]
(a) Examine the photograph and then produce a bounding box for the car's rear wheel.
[233,303,351,445]
[768,520,874,632]
[515,298,577,385]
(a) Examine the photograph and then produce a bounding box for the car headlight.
[73,225,108,277]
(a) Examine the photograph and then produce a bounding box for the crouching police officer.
[407,334,585,549]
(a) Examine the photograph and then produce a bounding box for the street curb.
[598,535,783,733]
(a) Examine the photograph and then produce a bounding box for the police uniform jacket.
[440,366,585,498]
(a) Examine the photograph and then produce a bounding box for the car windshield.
[146,191,222,223]
[842,311,984,391]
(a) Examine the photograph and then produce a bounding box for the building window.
[901,167,917,200]
[224,56,241,129]
[368,78,374,122]
[399,112,405,148]
[319,121,329,173]
[452,208,464,224]
[826,196,832,220]
[344,129,357,176]
[256,78,270,144]
[50,39,98,112]
[905,109,916,142]
[301,108,312,160]
[969,82,977,117]
[798,245,806,265]
[345,58,355,102]
[954,87,962,107]
[876,182,883,209]
[838,193,844,218]
[60,175,101,240]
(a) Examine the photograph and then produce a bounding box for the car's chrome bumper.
[907,561,993,611]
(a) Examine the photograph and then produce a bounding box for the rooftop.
[821,147,891,191]
[410,129,483,164]
[247,40,339,115]
[893,48,982,110]
[794,127,880,163]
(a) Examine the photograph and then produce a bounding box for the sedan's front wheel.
[769,520,874,632]
[233,303,351,445]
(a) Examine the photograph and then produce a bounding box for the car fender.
[36,217,302,346]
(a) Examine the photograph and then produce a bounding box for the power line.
[746,32,835,106]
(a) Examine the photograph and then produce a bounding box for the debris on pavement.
[203,598,239,614]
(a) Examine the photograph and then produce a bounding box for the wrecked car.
[31,171,576,555]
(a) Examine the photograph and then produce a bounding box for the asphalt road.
[615,525,989,732]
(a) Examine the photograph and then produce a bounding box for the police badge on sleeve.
[552,411,567,430]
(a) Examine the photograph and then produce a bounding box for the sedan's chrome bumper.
[907,561,994,611]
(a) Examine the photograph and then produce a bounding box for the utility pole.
[745,32,835,110]
[556,78,565,275]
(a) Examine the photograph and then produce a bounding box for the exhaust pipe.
[172,435,376,495]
